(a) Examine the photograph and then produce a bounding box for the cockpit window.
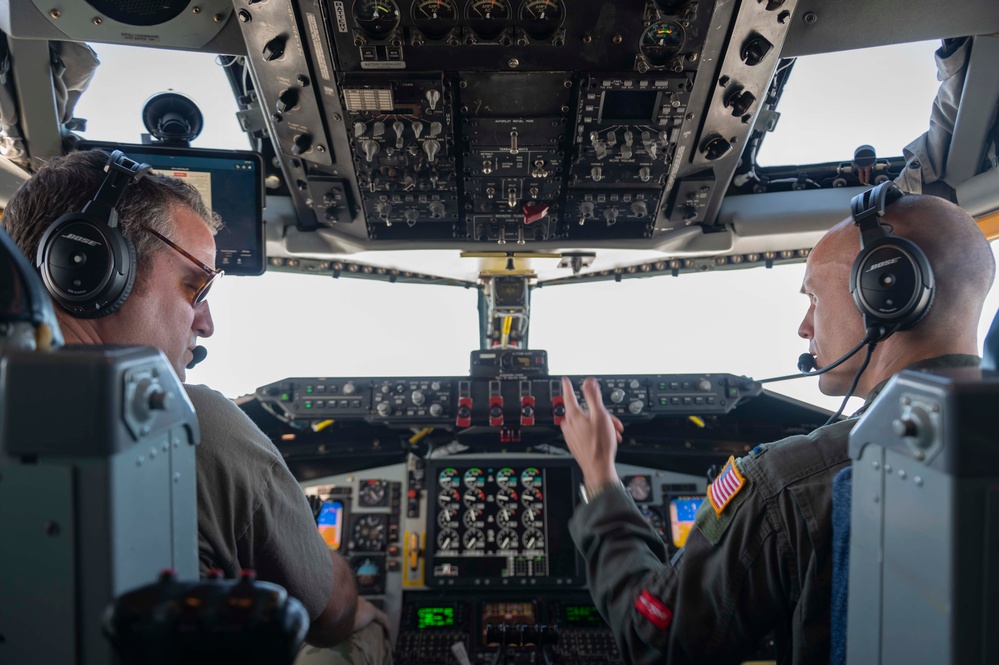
[73,44,248,151]
[756,40,941,166]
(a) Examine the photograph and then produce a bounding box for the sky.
[71,39,999,416]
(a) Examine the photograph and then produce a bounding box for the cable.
[759,334,873,383]
[822,340,877,427]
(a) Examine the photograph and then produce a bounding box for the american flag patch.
[707,456,746,516]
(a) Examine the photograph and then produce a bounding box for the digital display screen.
[564,604,605,627]
[668,495,705,548]
[598,89,660,123]
[79,142,265,276]
[417,607,456,629]
[317,500,344,550]
[425,458,582,587]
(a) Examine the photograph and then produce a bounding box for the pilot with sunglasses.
[1,149,391,664]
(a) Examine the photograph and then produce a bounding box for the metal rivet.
[898,469,906,479]
[884,464,892,473]
[213,12,225,22]
[914,476,923,486]
[50,8,61,18]
[136,455,144,467]
[872,461,880,469]
[803,11,817,24]
[174,472,181,483]
[317,145,326,153]
[92,16,102,25]
[915,450,925,461]
[508,58,520,68]
[192,6,201,13]
[162,442,169,452]
[149,447,156,458]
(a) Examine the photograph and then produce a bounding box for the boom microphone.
[797,353,816,373]
[186,345,208,370]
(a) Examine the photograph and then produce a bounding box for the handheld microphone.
[186,345,208,370]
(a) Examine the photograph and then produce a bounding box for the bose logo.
[62,233,101,247]
[866,257,900,272]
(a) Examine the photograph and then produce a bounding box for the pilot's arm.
[560,377,792,664]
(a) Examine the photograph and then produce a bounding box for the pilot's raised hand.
[559,376,624,496]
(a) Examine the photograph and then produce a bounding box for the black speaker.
[35,150,150,319]
[849,181,935,339]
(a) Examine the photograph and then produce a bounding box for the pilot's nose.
[798,304,814,340]
[194,301,215,338]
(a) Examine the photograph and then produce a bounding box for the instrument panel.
[426,458,580,587]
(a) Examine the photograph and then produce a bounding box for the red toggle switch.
[456,397,473,427]
[489,396,504,427]
[552,396,566,426]
[522,203,549,225]
[520,395,536,426]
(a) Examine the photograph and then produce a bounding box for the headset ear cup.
[850,235,934,332]
[35,212,136,319]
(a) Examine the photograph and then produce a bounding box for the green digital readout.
[564,604,603,626]
[417,606,455,629]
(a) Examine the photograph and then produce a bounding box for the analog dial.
[351,515,387,551]
[463,528,486,549]
[640,20,686,66]
[465,0,512,40]
[437,527,460,550]
[411,0,459,39]
[519,0,564,40]
[352,0,401,38]
[496,527,519,550]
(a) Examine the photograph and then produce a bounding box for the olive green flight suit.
[569,355,980,665]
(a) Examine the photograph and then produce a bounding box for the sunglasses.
[140,223,223,307]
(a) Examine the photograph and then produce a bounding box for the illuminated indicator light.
[306,387,313,393]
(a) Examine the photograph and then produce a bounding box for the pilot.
[559,193,995,664]
[1,150,391,664]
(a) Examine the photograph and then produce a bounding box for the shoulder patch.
[634,589,673,630]
[707,456,746,516]
[695,457,751,545]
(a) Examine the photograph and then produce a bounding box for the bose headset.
[35,150,151,318]
[849,180,935,340]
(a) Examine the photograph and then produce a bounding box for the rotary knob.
[629,379,641,390]
[610,388,626,404]
[261,36,286,61]
[275,88,299,113]
[290,133,312,156]
[698,379,712,391]
[628,400,645,415]
[429,403,443,417]
[342,382,357,395]
[376,402,392,417]
[411,390,426,406]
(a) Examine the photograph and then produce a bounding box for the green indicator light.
[305,401,312,409]
[281,393,290,401]
[306,387,313,394]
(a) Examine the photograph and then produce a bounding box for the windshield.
[71,41,999,414]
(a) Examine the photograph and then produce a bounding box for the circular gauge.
[496,506,516,528]
[437,509,457,529]
[358,479,387,507]
[437,527,460,551]
[411,0,459,39]
[465,0,512,40]
[640,20,686,66]
[439,468,459,490]
[495,487,519,508]
[520,467,541,489]
[626,476,652,502]
[463,528,486,549]
[351,557,384,592]
[522,506,542,528]
[519,0,564,40]
[496,467,516,488]
[464,468,484,489]
[438,488,460,508]
[521,487,542,508]
[464,488,486,508]
[523,527,544,550]
[640,506,665,537]
[353,0,401,39]
[463,509,483,528]
[351,515,387,551]
[496,527,519,550]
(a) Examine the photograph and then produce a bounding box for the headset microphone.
[186,345,208,370]
[797,353,816,373]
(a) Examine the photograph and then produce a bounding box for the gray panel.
[846,444,884,665]
[944,36,999,187]
[784,0,999,58]
[0,464,76,664]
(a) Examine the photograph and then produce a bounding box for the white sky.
[73,40,999,416]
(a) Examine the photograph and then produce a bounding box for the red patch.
[634,589,673,630]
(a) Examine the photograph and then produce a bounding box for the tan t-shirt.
[185,384,334,620]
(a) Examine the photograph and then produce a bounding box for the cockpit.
[1,0,998,663]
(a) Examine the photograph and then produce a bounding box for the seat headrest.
[0,224,63,351]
